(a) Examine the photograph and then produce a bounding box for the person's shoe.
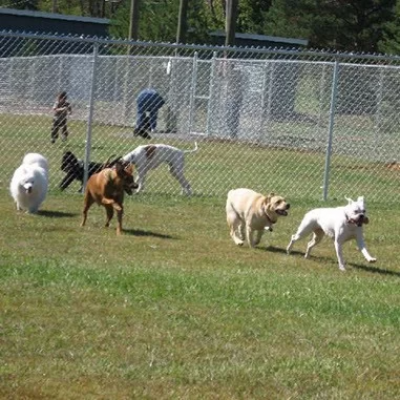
[134,128,151,140]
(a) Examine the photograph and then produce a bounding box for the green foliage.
[108,0,211,43]
[261,0,312,40]
[238,0,273,33]
[315,0,396,52]
[1,0,39,10]
[260,0,397,52]
[3,0,400,53]
[378,0,400,54]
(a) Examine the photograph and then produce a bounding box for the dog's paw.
[368,257,377,263]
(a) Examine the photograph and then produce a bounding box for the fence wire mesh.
[0,31,399,203]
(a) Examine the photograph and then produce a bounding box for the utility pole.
[176,0,189,44]
[129,0,140,41]
[52,0,58,13]
[225,0,239,47]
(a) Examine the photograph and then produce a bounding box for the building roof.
[0,8,109,25]
[210,31,308,47]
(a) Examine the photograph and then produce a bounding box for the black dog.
[60,151,120,192]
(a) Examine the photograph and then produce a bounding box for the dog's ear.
[263,193,275,205]
[108,156,122,167]
[123,162,134,174]
[345,197,354,204]
[265,192,275,202]
[357,196,364,203]
[115,161,124,175]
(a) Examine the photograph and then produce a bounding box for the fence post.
[188,51,198,134]
[206,51,217,137]
[83,42,99,193]
[374,67,384,160]
[322,60,340,201]
[123,53,132,128]
[259,61,273,143]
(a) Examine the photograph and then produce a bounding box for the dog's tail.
[103,155,121,168]
[183,141,199,154]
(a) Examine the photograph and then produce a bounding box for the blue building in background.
[0,8,110,37]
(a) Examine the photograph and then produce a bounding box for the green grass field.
[1,113,400,398]
[1,189,399,399]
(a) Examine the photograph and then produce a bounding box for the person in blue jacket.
[135,88,165,139]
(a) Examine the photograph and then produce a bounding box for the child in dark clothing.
[51,91,72,143]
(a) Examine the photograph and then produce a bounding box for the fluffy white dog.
[287,196,376,271]
[121,142,198,195]
[10,153,49,213]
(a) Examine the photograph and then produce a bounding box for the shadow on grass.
[123,228,175,240]
[38,210,77,218]
[350,263,400,277]
[265,245,335,262]
[264,245,290,254]
[267,246,400,277]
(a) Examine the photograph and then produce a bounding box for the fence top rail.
[2,29,400,65]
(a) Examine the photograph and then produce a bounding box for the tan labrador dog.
[226,188,290,248]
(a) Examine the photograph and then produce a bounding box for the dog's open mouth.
[349,216,369,226]
[124,186,133,195]
[357,216,369,226]
[276,209,288,216]
[124,183,138,195]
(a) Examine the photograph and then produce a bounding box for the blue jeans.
[136,89,165,131]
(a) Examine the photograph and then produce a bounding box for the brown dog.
[226,188,290,248]
[81,161,138,235]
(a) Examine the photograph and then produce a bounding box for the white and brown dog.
[226,188,290,248]
[287,196,376,271]
[121,142,198,195]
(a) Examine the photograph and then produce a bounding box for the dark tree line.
[1,0,400,54]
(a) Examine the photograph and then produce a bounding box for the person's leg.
[148,108,158,131]
[136,103,147,130]
[61,120,68,141]
[51,120,60,143]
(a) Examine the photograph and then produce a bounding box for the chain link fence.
[0,31,399,203]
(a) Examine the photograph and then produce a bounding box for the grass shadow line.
[350,263,400,277]
[265,245,338,263]
[38,210,77,218]
[123,228,175,239]
[263,245,290,254]
[267,246,400,277]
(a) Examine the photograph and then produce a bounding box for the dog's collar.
[264,212,276,225]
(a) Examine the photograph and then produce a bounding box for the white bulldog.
[286,196,376,271]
